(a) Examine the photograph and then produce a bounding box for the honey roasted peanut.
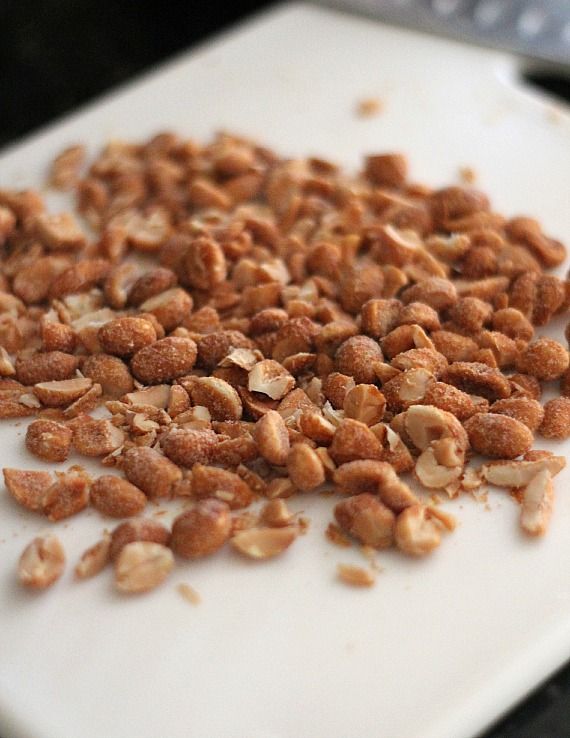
[171,499,232,558]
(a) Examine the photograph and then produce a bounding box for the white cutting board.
[1,5,570,738]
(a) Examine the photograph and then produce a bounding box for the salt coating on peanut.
[1,130,569,596]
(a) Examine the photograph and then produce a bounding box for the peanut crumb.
[458,166,477,184]
[177,582,201,605]
[326,522,352,547]
[337,563,376,587]
[355,97,383,118]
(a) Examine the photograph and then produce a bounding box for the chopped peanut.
[335,494,395,548]
[337,563,376,587]
[25,419,72,462]
[75,535,111,579]
[287,444,325,492]
[520,469,554,536]
[254,410,290,465]
[115,542,174,593]
[231,526,297,559]
[4,468,53,511]
[122,446,181,499]
[109,518,171,561]
[18,535,66,589]
[171,499,232,558]
[90,475,147,518]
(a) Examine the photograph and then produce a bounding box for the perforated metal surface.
[317,0,570,64]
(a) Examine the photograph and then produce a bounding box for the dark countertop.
[1,1,570,736]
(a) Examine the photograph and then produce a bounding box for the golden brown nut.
[171,499,232,558]
[464,413,533,459]
[122,446,182,498]
[90,475,147,518]
[335,335,383,384]
[334,493,395,548]
[131,336,197,383]
[109,517,171,561]
[25,419,72,462]
[254,410,290,466]
[191,464,255,509]
[539,398,570,440]
[98,316,157,357]
[490,397,544,432]
[515,338,569,381]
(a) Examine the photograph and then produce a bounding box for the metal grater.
[316,0,570,66]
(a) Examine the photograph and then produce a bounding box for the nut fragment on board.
[337,563,376,587]
[114,541,174,593]
[18,535,65,589]
[231,526,297,559]
[75,534,111,579]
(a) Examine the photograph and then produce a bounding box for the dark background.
[1,0,570,736]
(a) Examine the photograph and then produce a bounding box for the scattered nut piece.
[177,582,201,605]
[90,475,147,518]
[337,563,376,587]
[520,469,553,537]
[192,464,255,509]
[260,499,292,527]
[160,427,218,467]
[191,376,243,420]
[356,97,383,118]
[73,419,124,456]
[109,517,171,561]
[3,468,53,511]
[171,499,232,557]
[287,443,325,491]
[482,457,565,488]
[394,505,443,556]
[539,397,570,440]
[75,534,111,579]
[33,377,93,407]
[25,419,72,462]
[231,526,297,559]
[335,494,395,548]
[99,316,157,358]
[122,446,182,498]
[43,470,90,521]
[115,541,174,593]
[490,396,544,432]
[18,535,65,589]
[515,338,569,381]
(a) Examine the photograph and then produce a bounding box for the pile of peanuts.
[2,131,570,593]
